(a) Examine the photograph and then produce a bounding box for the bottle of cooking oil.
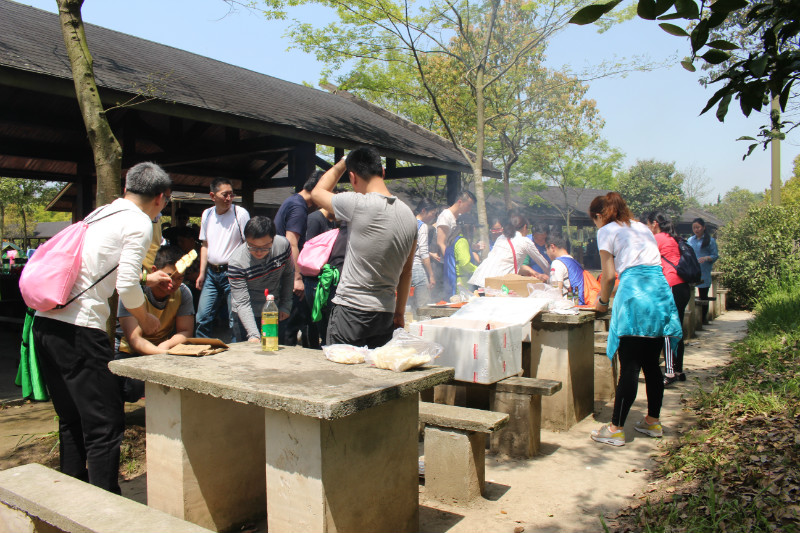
[261,289,279,352]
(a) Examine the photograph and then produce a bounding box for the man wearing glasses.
[115,245,196,402]
[228,217,294,343]
[195,178,250,340]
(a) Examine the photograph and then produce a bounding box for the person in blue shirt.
[687,217,718,320]
[523,222,551,274]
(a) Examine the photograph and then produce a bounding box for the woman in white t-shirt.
[589,192,682,447]
[468,213,550,288]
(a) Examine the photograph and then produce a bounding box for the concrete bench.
[488,377,562,458]
[0,463,211,533]
[695,298,712,325]
[419,402,508,503]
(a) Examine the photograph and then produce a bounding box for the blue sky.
[21,0,799,202]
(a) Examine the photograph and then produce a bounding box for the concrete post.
[264,395,419,533]
[144,384,266,532]
[528,321,594,430]
[424,426,485,502]
[489,390,541,457]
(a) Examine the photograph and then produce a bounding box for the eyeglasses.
[247,243,273,253]
[218,191,235,199]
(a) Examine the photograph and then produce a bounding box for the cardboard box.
[484,274,545,297]
[167,338,228,357]
[413,318,522,384]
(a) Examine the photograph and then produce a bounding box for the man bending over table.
[311,146,417,348]
[228,216,294,343]
[116,245,195,402]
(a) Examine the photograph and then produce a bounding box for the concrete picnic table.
[110,343,453,533]
[417,304,600,430]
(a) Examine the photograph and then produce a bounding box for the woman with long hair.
[590,193,682,447]
[644,211,691,385]
[468,213,549,288]
[687,217,718,320]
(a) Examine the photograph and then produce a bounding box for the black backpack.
[662,236,702,285]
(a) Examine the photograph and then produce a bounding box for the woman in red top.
[644,212,690,386]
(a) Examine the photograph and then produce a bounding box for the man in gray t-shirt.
[311,147,417,348]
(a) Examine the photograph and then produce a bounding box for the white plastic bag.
[323,344,368,364]
[367,329,444,372]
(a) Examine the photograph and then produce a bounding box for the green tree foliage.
[617,159,686,218]
[569,0,800,155]
[0,179,67,248]
[706,185,765,225]
[717,203,800,308]
[781,153,800,206]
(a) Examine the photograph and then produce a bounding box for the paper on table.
[451,297,550,326]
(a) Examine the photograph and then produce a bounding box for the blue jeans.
[195,268,235,341]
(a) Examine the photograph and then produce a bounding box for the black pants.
[279,292,321,349]
[611,336,664,427]
[327,304,394,349]
[666,283,691,374]
[697,286,710,321]
[32,317,124,494]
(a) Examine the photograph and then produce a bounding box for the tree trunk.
[473,71,490,258]
[20,208,28,251]
[57,0,122,207]
[503,164,512,211]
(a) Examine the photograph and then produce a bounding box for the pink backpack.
[297,229,339,276]
[20,208,123,311]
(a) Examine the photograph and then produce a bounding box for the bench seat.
[0,463,212,533]
[419,402,508,503]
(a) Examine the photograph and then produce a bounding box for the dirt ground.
[0,311,751,532]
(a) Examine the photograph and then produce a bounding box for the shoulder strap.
[233,205,244,241]
[508,238,518,274]
[54,265,119,310]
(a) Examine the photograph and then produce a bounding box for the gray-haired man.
[33,161,172,494]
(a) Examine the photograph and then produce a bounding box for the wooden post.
[446,172,460,205]
[289,142,316,192]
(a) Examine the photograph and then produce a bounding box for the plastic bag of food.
[323,344,368,364]
[367,329,444,372]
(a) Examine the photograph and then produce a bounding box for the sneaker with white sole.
[591,424,625,446]
[634,418,663,438]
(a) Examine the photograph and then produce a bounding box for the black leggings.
[666,283,691,374]
[697,287,710,321]
[612,336,665,427]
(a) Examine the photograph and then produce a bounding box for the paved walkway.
[0,311,751,532]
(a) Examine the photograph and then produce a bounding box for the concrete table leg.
[424,426,485,502]
[264,395,418,533]
[489,389,540,458]
[0,504,40,533]
[528,321,594,431]
[144,383,266,532]
[594,352,618,412]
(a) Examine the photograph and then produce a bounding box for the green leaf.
[743,143,757,160]
[569,0,623,25]
[638,0,657,20]
[739,96,752,117]
[710,0,749,14]
[690,19,709,53]
[701,86,728,115]
[736,136,757,141]
[706,39,739,50]
[716,93,732,121]
[654,0,675,16]
[749,55,768,77]
[701,49,731,64]
[657,12,685,20]
[779,80,793,111]
[659,23,690,36]
[680,59,697,71]
[674,0,700,18]
[706,11,728,28]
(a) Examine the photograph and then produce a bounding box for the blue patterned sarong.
[607,265,682,361]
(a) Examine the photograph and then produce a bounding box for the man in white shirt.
[436,190,476,257]
[33,162,171,494]
[195,178,250,340]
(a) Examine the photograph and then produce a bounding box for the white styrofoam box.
[451,297,550,342]
[413,318,522,384]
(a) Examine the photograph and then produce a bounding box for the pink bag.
[19,208,122,311]
[297,229,339,277]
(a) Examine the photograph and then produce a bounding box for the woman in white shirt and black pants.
[589,192,683,447]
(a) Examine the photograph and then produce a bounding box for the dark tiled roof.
[0,0,493,175]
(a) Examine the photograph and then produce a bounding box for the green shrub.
[717,204,800,309]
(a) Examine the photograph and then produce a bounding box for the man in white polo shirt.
[195,177,250,340]
[33,162,171,494]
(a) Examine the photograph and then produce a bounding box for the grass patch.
[608,280,800,532]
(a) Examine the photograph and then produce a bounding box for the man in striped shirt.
[228,216,294,343]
